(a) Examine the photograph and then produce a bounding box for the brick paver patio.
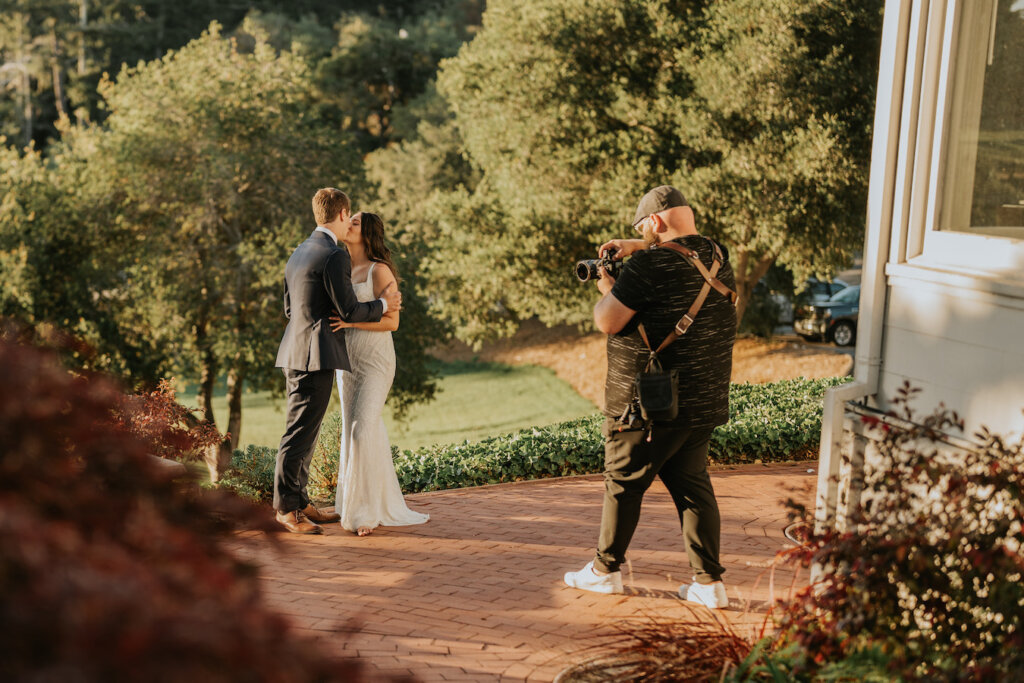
[226,462,815,681]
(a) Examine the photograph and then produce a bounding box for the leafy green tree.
[3,0,476,470]
[360,87,465,402]
[682,0,882,315]
[314,1,482,153]
[0,0,484,151]
[0,0,260,147]
[62,23,352,476]
[364,85,482,345]
[429,0,709,339]
[231,10,336,66]
[435,0,882,331]
[0,0,78,147]
[0,142,171,379]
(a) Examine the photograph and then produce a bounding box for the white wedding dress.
[334,262,429,532]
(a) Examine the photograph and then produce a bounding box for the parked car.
[771,278,850,324]
[800,278,851,304]
[794,284,861,346]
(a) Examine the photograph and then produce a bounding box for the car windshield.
[829,286,861,304]
[804,279,847,299]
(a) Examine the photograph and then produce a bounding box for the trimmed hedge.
[712,377,850,461]
[221,376,849,502]
[391,414,604,494]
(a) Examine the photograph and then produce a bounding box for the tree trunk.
[219,363,244,476]
[733,250,776,327]
[195,320,223,481]
[78,0,87,75]
[16,16,33,148]
[197,348,217,425]
[51,29,70,122]
[219,264,248,477]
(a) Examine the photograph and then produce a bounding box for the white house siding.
[815,0,1024,528]
[878,274,1024,440]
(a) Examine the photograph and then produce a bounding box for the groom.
[273,187,401,534]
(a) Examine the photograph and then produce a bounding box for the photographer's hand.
[597,238,645,260]
[596,266,616,296]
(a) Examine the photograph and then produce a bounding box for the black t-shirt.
[604,235,737,428]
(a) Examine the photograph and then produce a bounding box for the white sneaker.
[563,561,624,594]
[679,580,729,608]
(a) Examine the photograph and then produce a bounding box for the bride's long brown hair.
[358,212,399,282]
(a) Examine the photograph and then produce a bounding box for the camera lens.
[575,260,598,282]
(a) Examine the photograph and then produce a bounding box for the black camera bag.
[635,352,678,422]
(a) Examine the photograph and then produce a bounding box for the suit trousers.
[593,417,725,583]
[273,368,336,513]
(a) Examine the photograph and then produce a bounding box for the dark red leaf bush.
[749,383,1024,681]
[0,335,383,681]
[112,378,224,461]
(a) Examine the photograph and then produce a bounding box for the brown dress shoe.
[302,504,341,524]
[275,509,323,535]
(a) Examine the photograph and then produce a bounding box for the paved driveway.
[226,462,815,681]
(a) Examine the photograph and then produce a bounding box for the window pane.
[940,0,1024,238]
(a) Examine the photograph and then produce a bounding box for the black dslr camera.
[575,249,622,282]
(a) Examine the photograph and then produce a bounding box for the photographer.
[563,186,737,608]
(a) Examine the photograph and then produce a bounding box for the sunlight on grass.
[180,360,597,452]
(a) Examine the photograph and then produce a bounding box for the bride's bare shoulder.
[371,261,396,297]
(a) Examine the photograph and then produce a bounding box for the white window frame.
[892,0,1024,294]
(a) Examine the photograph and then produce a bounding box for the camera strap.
[643,238,738,353]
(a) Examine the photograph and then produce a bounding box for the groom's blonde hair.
[312,188,350,225]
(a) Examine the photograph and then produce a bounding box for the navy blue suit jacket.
[275,231,383,372]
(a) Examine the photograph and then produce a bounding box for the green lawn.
[180,360,598,452]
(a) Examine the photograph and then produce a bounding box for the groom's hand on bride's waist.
[380,281,402,313]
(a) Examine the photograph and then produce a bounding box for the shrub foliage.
[715,377,848,462]
[0,335,373,681]
[112,378,224,461]
[738,384,1024,681]
[561,609,752,682]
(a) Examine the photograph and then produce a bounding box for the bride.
[328,211,429,536]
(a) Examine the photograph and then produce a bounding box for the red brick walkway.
[226,462,815,681]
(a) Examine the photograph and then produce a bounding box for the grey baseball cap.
[632,185,689,226]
